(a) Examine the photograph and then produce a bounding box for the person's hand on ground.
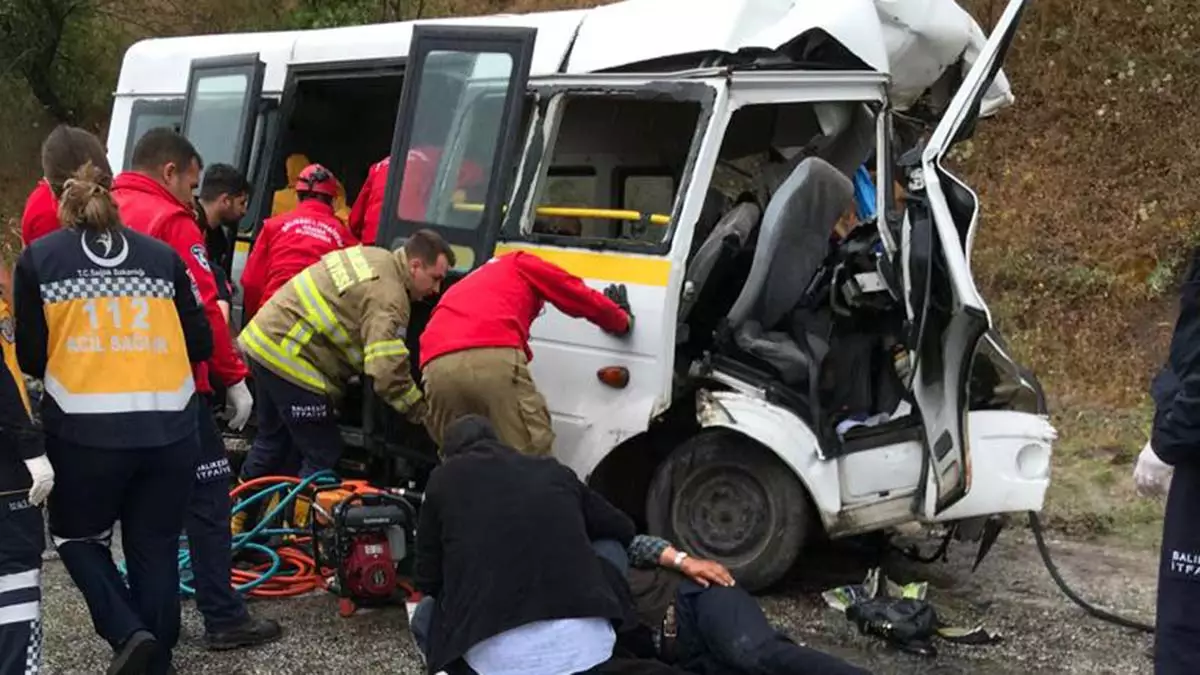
[1134,441,1173,497]
[680,556,735,588]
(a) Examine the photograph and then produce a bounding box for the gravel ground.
[39,526,1159,674]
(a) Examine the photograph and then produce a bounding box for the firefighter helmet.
[295,164,339,199]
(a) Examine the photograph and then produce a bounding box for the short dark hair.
[41,125,112,194]
[405,228,456,267]
[131,127,203,174]
[199,163,249,202]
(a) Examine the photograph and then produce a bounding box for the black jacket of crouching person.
[413,414,637,674]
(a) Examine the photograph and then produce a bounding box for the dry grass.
[0,0,1190,540]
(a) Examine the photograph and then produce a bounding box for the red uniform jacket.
[112,172,248,393]
[241,199,358,320]
[21,180,59,246]
[348,149,485,245]
[419,251,631,369]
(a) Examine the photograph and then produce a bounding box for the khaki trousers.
[422,347,555,457]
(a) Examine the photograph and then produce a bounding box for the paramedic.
[272,153,351,223]
[347,151,483,245]
[0,262,51,675]
[1147,247,1200,674]
[112,128,254,431]
[412,415,657,675]
[13,125,210,675]
[113,129,282,651]
[240,164,357,321]
[419,252,633,456]
[237,230,452,486]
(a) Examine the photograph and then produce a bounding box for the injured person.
[595,537,874,675]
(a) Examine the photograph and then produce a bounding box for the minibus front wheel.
[645,430,814,593]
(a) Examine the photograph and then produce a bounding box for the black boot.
[108,630,157,675]
[203,616,283,651]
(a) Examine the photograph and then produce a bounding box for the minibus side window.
[525,94,703,247]
[123,99,185,170]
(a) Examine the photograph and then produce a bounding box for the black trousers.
[673,580,872,675]
[1156,463,1200,674]
[0,494,44,675]
[47,434,197,675]
[241,361,342,480]
[187,405,249,634]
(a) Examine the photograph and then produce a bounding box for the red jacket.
[348,150,485,245]
[241,199,358,319]
[112,172,249,393]
[419,251,631,368]
[21,180,59,246]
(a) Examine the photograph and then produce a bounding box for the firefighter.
[347,151,483,245]
[112,128,282,652]
[272,153,351,223]
[0,261,51,675]
[1149,245,1200,674]
[12,125,211,675]
[240,164,357,321]
[237,230,453,488]
[420,252,634,456]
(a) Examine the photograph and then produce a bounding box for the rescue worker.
[195,162,251,301]
[419,252,634,456]
[112,129,282,652]
[347,151,483,245]
[240,164,357,320]
[238,229,453,487]
[12,125,211,675]
[0,261,52,675]
[1147,245,1200,674]
[271,153,351,223]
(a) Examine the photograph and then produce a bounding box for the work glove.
[23,455,54,506]
[226,380,254,432]
[1134,441,1173,498]
[603,283,635,336]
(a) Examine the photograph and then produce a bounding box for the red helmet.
[295,164,339,199]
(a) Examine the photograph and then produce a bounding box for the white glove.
[23,455,54,506]
[1133,441,1173,498]
[226,380,254,431]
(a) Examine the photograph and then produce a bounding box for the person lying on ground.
[594,535,875,675]
[411,414,688,675]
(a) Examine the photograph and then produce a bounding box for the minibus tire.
[645,430,812,593]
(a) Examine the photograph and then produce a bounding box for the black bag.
[845,597,940,657]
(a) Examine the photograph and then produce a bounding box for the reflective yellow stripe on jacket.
[0,301,30,416]
[294,269,362,365]
[239,321,326,392]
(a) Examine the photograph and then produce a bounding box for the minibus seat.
[723,157,854,386]
[679,201,762,324]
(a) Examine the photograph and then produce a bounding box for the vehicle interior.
[262,73,406,219]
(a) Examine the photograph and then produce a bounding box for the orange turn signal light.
[597,366,630,389]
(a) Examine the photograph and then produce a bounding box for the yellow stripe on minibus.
[235,240,251,254]
[493,244,671,287]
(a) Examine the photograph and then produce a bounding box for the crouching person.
[595,537,874,675]
[0,270,51,675]
[410,415,689,675]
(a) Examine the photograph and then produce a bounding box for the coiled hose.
[118,471,341,599]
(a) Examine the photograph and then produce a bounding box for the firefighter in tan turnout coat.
[236,229,454,486]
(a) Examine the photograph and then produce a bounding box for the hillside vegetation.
[1,0,1190,542]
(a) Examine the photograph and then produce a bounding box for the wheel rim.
[671,464,772,562]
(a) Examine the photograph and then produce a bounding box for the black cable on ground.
[1028,511,1155,634]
